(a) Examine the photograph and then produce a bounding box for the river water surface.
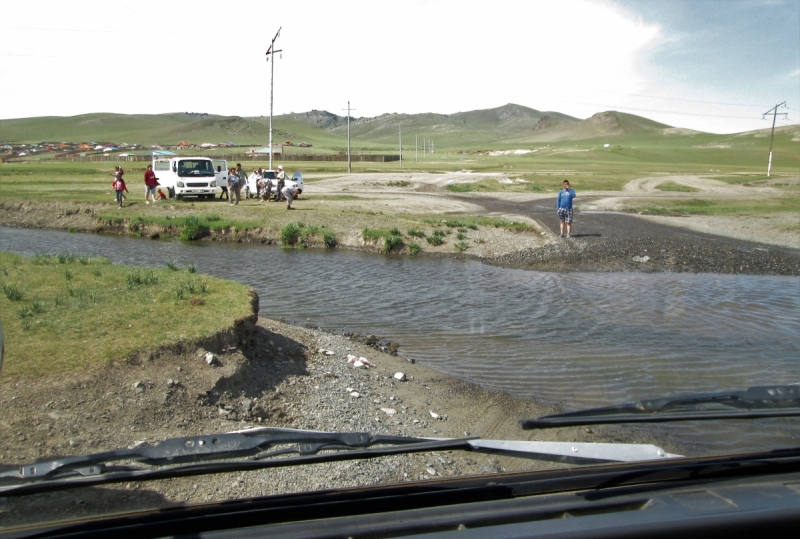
[2,227,799,454]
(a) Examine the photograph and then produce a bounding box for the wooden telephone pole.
[762,101,788,177]
[265,27,282,171]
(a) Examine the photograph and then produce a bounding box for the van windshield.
[177,160,215,177]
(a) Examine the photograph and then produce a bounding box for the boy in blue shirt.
[556,180,576,238]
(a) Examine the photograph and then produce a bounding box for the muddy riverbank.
[2,198,798,275]
[0,317,674,527]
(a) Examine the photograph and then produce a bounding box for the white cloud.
[0,0,662,120]
[0,0,794,133]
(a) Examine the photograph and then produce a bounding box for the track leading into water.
[463,196,800,274]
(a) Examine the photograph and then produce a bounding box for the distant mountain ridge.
[6,104,795,150]
[275,104,678,144]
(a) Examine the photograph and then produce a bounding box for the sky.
[0,0,797,134]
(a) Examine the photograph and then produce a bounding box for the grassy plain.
[1,117,798,236]
[0,251,253,378]
[627,195,800,217]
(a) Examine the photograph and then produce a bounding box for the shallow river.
[2,227,799,453]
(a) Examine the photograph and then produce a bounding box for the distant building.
[252,146,282,155]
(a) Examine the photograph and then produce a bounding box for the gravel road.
[471,196,800,275]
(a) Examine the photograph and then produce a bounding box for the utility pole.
[762,101,787,177]
[399,123,402,166]
[265,27,282,171]
[423,137,426,159]
[341,101,355,173]
[415,134,418,162]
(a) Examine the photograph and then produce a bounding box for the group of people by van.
[226,164,302,209]
[253,165,286,203]
[110,162,299,209]
[111,164,167,208]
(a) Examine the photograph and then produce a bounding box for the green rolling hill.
[2,105,798,163]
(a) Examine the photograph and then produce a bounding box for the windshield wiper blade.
[520,385,800,429]
[0,428,679,497]
[0,428,451,482]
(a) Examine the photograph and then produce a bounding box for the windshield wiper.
[0,427,678,497]
[520,384,800,429]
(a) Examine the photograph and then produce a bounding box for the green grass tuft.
[2,283,25,301]
[362,228,392,241]
[382,235,404,253]
[180,215,210,241]
[426,235,445,246]
[322,230,337,248]
[281,223,303,246]
[57,252,75,264]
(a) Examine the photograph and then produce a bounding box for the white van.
[212,159,228,197]
[152,157,217,200]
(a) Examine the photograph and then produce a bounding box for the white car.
[244,170,303,199]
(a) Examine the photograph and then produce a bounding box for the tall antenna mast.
[265,27,283,171]
[762,101,788,177]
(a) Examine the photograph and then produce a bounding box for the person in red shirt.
[144,164,159,204]
[112,175,129,208]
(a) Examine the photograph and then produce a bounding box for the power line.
[0,53,61,58]
[0,26,114,33]
[571,101,770,120]
[594,89,767,108]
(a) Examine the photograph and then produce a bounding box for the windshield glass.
[177,159,215,177]
[0,0,798,533]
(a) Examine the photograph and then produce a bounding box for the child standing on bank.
[112,173,129,208]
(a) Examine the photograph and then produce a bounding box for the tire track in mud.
[458,195,800,275]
